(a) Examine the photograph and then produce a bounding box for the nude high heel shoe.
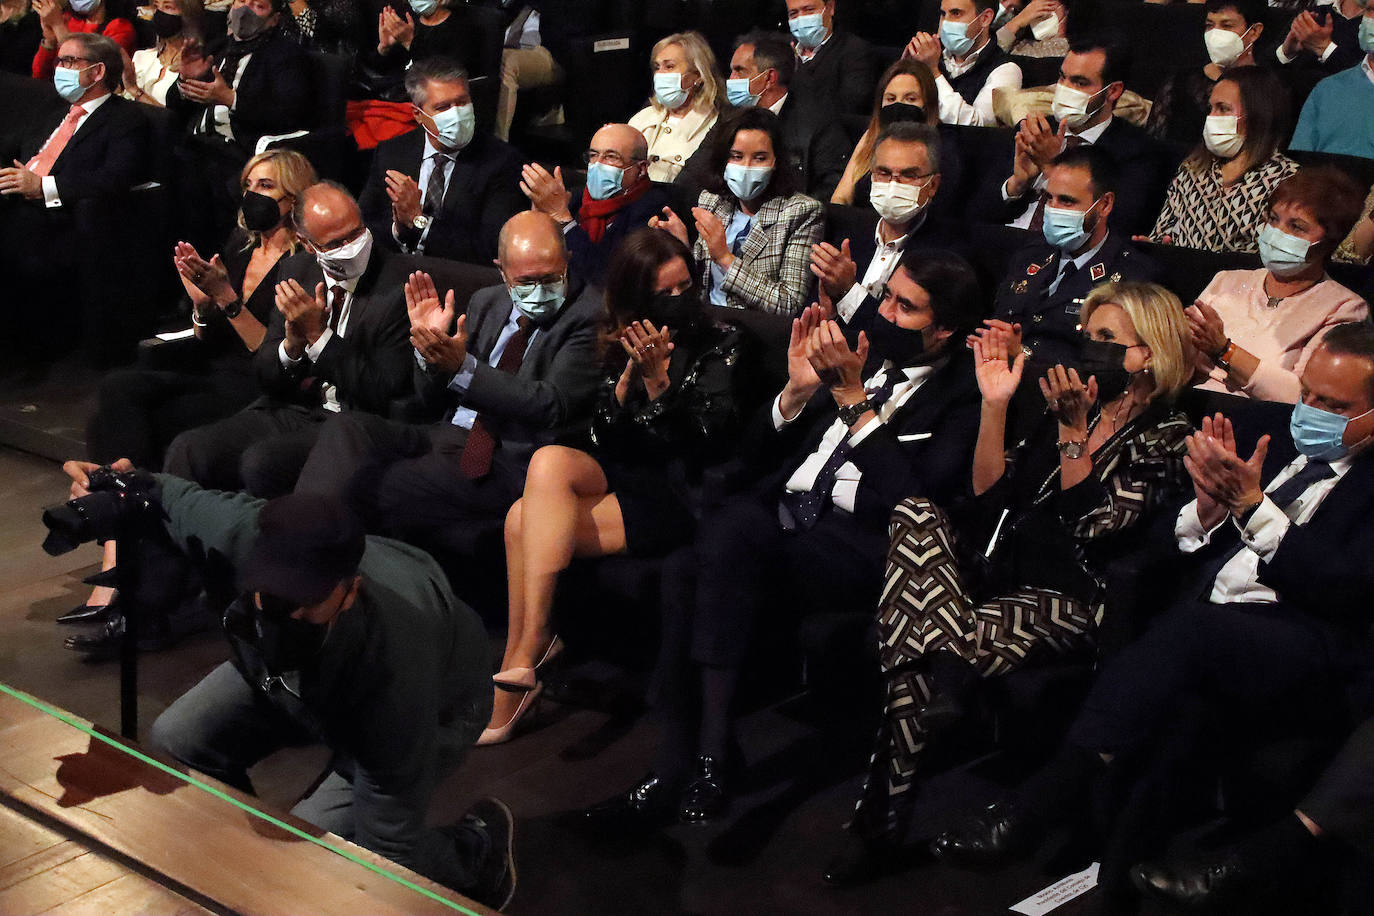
[477,682,544,746]
[491,635,565,689]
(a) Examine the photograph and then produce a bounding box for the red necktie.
[459,315,534,479]
[27,104,87,178]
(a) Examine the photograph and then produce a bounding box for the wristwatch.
[1056,438,1087,459]
[837,399,873,427]
[411,214,432,231]
[221,297,243,319]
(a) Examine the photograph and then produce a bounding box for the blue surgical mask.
[53,64,90,102]
[1359,14,1374,54]
[1042,201,1096,252]
[427,103,475,150]
[509,278,566,321]
[409,0,438,15]
[1257,223,1313,279]
[724,162,773,201]
[654,72,690,109]
[789,12,828,49]
[586,161,626,200]
[939,19,977,57]
[726,72,763,108]
[1290,400,1373,461]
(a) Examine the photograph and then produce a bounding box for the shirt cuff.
[1318,41,1336,62]
[1001,178,1017,202]
[305,327,333,362]
[1235,495,1289,562]
[772,392,798,430]
[561,219,578,235]
[42,175,61,208]
[1175,499,1224,552]
[447,353,480,394]
[835,283,866,323]
[845,412,882,447]
[1276,44,1295,64]
[278,340,302,367]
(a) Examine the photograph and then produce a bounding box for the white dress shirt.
[936,40,1023,126]
[772,360,939,514]
[278,273,361,413]
[209,52,251,141]
[1174,453,1353,604]
[835,219,920,322]
[1004,116,1113,229]
[38,91,110,209]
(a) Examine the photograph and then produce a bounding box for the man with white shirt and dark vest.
[359,57,525,266]
[292,210,603,546]
[162,182,413,498]
[165,0,311,251]
[902,0,1023,127]
[932,323,1374,900]
[583,249,983,831]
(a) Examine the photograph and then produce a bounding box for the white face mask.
[315,228,373,280]
[1203,114,1245,158]
[869,180,929,224]
[1051,81,1108,131]
[1204,26,1250,66]
[1031,11,1060,40]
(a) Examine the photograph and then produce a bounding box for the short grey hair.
[874,121,941,174]
[404,57,470,107]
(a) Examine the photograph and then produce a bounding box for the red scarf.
[578,177,651,243]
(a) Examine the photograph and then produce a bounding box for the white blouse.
[132,46,179,104]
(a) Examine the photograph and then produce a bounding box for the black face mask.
[643,289,699,330]
[152,10,183,37]
[866,311,927,366]
[1079,338,1134,403]
[241,189,283,232]
[879,102,927,127]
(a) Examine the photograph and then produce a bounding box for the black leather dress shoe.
[56,602,117,625]
[930,803,1039,868]
[63,614,175,660]
[1131,852,1260,911]
[679,755,729,824]
[580,772,679,833]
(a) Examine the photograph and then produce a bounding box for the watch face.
[413,215,431,230]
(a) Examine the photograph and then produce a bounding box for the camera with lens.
[41,467,164,556]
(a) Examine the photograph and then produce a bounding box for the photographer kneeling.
[56,461,518,911]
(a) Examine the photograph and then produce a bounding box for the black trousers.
[163,404,326,498]
[1303,714,1374,855]
[294,411,525,537]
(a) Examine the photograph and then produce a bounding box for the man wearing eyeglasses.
[519,122,670,285]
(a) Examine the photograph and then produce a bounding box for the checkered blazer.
[693,189,824,316]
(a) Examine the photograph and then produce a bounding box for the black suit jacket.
[253,246,413,415]
[777,94,852,202]
[790,30,876,115]
[360,129,525,265]
[414,278,603,469]
[17,93,149,204]
[992,233,1161,369]
[747,349,982,531]
[971,117,1175,237]
[165,30,312,154]
[567,183,671,286]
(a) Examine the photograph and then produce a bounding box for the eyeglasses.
[871,168,934,184]
[55,56,96,68]
[507,271,566,286]
[583,150,636,168]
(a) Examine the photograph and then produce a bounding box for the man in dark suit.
[970,34,1174,237]
[162,182,413,498]
[359,57,525,267]
[585,249,986,828]
[519,122,671,286]
[165,0,311,250]
[933,324,1374,897]
[293,210,603,544]
[785,0,876,114]
[0,32,149,364]
[983,145,1160,373]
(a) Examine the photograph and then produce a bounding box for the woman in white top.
[629,30,723,184]
[125,0,201,106]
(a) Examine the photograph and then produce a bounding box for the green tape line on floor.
[0,681,481,916]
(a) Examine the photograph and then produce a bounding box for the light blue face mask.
[726,72,763,108]
[653,72,690,109]
[1257,223,1313,279]
[409,0,438,16]
[1290,400,1374,461]
[939,18,978,57]
[789,11,828,49]
[1359,14,1374,53]
[509,278,567,321]
[426,102,475,150]
[586,161,626,200]
[53,64,91,103]
[1041,200,1098,252]
[724,162,773,201]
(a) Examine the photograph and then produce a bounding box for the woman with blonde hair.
[66,150,317,636]
[629,30,724,183]
[827,280,1194,885]
[832,58,941,205]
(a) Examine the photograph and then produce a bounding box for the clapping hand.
[276,279,328,356]
[809,238,857,301]
[1186,301,1227,364]
[174,241,233,304]
[178,66,233,107]
[404,270,455,334]
[377,6,414,51]
[1020,113,1068,171]
[1039,364,1096,434]
[619,319,674,400]
[385,170,422,228]
[693,207,730,267]
[1184,413,1268,520]
[648,206,689,246]
[972,324,1025,407]
[411,319,469,373]
[807,319,869,403]
[1285,10,1333,58]
[902,31,941,68]
[966,318,1023,356]
[520,163,572,223]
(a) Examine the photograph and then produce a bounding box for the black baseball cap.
[240,493,366,607]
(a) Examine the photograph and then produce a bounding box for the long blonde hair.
[1082,281,1194,402]
[646,31,723,116]
[237,149,317,251]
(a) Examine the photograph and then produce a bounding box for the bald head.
[498,211,569,282]
[293,182,364,250]
[593,123,648,162]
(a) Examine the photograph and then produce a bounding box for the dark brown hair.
[601,228,698,346]
[1187,66,1290,176]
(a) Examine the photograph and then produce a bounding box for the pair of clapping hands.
[969,320,1096,430]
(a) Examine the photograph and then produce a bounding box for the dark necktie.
[1199,458,1335,595]
[424,153,452,216]
[731,218,753,256]
[459,315,535,479]
[778,373,900,532]
[1027,134,1088,232]
[1050,260,1078,297]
